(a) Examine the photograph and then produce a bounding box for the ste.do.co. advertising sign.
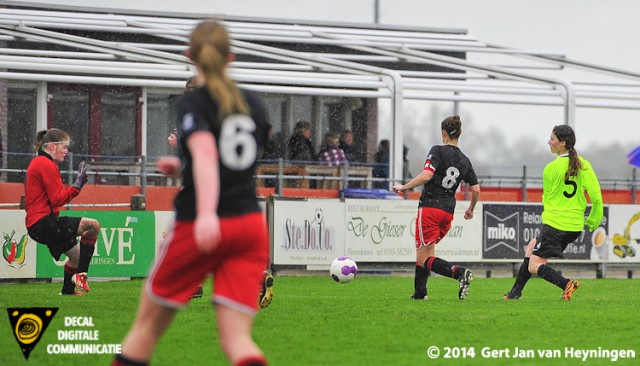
[482,203,608,260]
[271,199,345,265]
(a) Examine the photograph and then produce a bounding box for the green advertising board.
[36,211,156,278]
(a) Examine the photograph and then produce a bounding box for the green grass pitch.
[1,275,638,365]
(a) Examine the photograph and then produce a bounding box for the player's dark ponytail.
[441,115,462,139]
[552,125,583,180]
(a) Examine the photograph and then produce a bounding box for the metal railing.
[1,152,638,203]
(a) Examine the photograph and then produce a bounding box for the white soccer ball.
[330,256,358,283]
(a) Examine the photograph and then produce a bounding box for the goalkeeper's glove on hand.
[73,161,88,189]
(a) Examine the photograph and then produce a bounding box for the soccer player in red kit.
[25,128,99,296]
[393,115,480,301]
[115,20,271,366]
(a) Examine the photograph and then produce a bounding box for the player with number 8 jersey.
[393,115,480,301]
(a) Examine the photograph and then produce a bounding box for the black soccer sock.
[62,262,77,294]
[424,257,465,280]
[537,264,569,290]
[508,257,532,295]
[112,353,148,366]
[77,235,97,273]
[413,264,429,297]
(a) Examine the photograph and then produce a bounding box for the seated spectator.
[288,120,316,162]
[339,129,357,162]
[318,132,347,166]
[372,139,390,189]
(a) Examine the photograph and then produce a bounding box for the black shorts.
[531,224,581,259]
[27,215,82,261]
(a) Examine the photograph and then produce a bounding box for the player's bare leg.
[116,291,177,365]
[217,304,266,365]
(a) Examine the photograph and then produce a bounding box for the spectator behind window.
[318,132,347,166]
[372,139,390,189]
[339,129,357,162]
[288,120,316,162]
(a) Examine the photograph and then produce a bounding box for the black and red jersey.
[24,150,80,228]
[173,87,270,220]
[418,144,478,214]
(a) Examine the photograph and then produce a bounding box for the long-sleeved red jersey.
[24,151,80,228]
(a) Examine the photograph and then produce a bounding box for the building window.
[47,84,141,162]
[147,93,180,158]
[6,86,37,182]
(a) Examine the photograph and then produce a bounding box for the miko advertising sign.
[482,203,609,260]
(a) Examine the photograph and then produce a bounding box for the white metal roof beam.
[0,27,167,64]
[0,24,188,65]
[313,30,577,127]
[486,43,640,81]
[402,91,640,109]
[0,71,390,98]
[0,59,192,79]
[222,20,473,41]
[230,62,313,71]
[0,47,116,59]
[0,54,188,70]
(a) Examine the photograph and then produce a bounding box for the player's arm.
[584,164,603,231]
[41,164,79,207]
[392,169,433,193]
[189,130,221,253]
[393,147,437,192]
[464,184,481,220]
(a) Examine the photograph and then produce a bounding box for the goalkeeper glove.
[73,161,88,189]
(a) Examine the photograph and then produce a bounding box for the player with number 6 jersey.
[115,20,271,366]
[393,115,480,301]
[173,89,269,220]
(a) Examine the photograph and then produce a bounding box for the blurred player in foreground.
[169,76,274,304]
[115,20,271,366]
[25,128,99,296]
[393,115,480,301]
[503,125,603,301]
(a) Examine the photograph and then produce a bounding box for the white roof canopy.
[1,5,638,184]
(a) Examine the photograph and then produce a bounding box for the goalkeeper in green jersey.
[503,125,603,301]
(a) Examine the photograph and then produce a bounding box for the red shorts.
[146,211,268,315]
[414,207,454,249]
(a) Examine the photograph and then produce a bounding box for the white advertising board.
[154,211,175,252]
[0,210,37,279]
[603,205,640,263]
[343,199,417,262]
[343,199,483,262]
[272,199,345,265]
[271,198,483,265]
